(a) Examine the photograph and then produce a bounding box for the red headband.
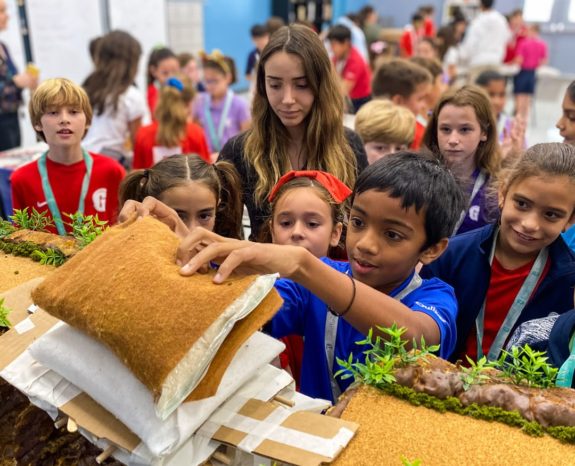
[268,170,352,203]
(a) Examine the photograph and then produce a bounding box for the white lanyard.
[324,272,423,400]
[452,169,487,234]
[475,229,548,361]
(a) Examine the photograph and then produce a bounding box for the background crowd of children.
[3,0,575,395]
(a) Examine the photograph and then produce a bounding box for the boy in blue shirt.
[129,152,465,403]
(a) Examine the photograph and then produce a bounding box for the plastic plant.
[31,248,67,267]
[335,324,440,388]
[496,345,559,388]
[460,356,495,391]
[401,457,422,466]
[66,212,108,247]
[10,208,54,232]
[0,298,12,328]
[0,218,15,239]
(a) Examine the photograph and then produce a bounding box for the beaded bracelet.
[328,273,356,318]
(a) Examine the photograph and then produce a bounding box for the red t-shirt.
[11,153,126,234]
[464,255,551,361]
[400,27,420,57]
[423,18,436,38]
[133,121,211,169]
[147,84,158,119]
[336,46,372,100]
[410,120,426,150]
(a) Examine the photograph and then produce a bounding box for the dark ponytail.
[213,160,244,239]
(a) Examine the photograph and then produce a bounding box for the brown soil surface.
[0,254,52,293]
[335,385,575,466]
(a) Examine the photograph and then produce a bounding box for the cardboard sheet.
[206,398,358,466]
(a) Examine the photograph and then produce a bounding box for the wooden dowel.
[54,417,67,429]
[211,450,232,465]
[273,394,295,407]
[96,445,116,464]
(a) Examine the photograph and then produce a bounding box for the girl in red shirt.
[133,77,210,169]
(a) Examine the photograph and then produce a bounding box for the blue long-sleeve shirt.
[269,258,458,403]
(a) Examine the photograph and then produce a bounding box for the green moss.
[547,426,575,443]
[374,383,575,445]
[523,422,545,437]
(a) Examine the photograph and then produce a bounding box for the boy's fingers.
[176,228,215,265]
[179,242,246,277]
[212,248,256,283]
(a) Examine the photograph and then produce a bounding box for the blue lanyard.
[204,90,233,152]
[476,228,548,361]
[37,150,93,236]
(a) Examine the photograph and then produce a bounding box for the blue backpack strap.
[557,332,575,388]
[550,310,575,388]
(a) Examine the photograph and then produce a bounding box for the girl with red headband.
[264,170,352,259]
[265,170,352,388]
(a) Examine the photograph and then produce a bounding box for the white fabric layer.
[28,323,285,457]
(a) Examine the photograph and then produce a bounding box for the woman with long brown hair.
[219,24,367,240]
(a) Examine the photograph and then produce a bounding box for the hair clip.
[199,49,230,75]
[166,77,184,92]
[143,169,150,179]
[268,170,352,203]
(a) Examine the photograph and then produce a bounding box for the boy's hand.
[178,229,306,283]
[118,197,189,239]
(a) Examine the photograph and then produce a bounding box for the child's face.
[499,175,575,261]
[204,67,230,99]
[152,57,179,85]
[437,104,486,175]
[34,105,87,148]
[364,141,407,165]
[483,79,506,118]
[329,40,348,60]
[182,59,200,84]
[556,92,575,145]
[347,189,433,294]
[158,181,217,232]
[264,51,315,132]
[397,82,431,117]
[253,35,269,52]
[415,41,437,60]
[271,187,341,259]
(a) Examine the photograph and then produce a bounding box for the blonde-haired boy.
[355,100,416,165]
[11,78,125,235]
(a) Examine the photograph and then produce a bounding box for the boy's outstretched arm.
[179,228,442,347]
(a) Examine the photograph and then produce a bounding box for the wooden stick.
[211,451,232,465]
[96,445,116,464]
[54,417,67,429]
[66,417,78,433]
[273,394,295,407]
